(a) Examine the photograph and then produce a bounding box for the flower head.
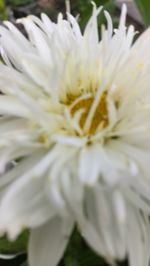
[0,3,150,266]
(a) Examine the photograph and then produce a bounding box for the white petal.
[0,174,54,238]
[21,54,52,92]
[28,217,73,266]
[79,144,104,185]
[78,186,126,260]
[0,26,28,70]
[67,14,82,39]
[0,96,31,118]
[0,64,42,97]
[18,17,52,62]
[133,27,150,62]
[0,253,19,259]
[126,206,150,266]
[84,4,102,43]
[0,150,45,189]
[4,21,31,51]
[59,166,84,219]
[0,149,61,238]
[41,13,54,35]
[118,4,127,32]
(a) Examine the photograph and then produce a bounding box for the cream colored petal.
[29,217,73,266]
[0,96,31,118]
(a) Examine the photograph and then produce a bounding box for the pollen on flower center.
[69,91,108,135]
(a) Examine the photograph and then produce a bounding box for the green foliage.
[21,262,28,266]
[134,0,150,26]
[0,230,29,254]
[0,0,7,20]
[6,0,33,7]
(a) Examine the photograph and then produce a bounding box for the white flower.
[0,3,150,266]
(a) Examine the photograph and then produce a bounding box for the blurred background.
[0,0,149,31]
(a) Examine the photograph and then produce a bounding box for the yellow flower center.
[70,91,108,135]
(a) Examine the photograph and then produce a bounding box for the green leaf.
[20,262,28,266]
[0,230,29,254]
[134,0,150,26]
[0,0,7,20]
[6,0,33,7]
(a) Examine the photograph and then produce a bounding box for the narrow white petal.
[0,150,44,189]
[18,17,52,61]
[78,186,126,260]
[29,217,73,266]
[0,253,18,259]
[4,21,31,50]
[126,206,150,266]
[0,96,31,118]
[21,54,52,92]
[84,4,103,43]
[67,14,82,39]
[79,144,103,185]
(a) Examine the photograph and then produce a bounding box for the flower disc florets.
[69,91,108,135]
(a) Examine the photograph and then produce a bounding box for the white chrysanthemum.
[0,3,150,266]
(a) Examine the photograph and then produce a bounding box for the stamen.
[70,90,108,135]
[83,80,106,133]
